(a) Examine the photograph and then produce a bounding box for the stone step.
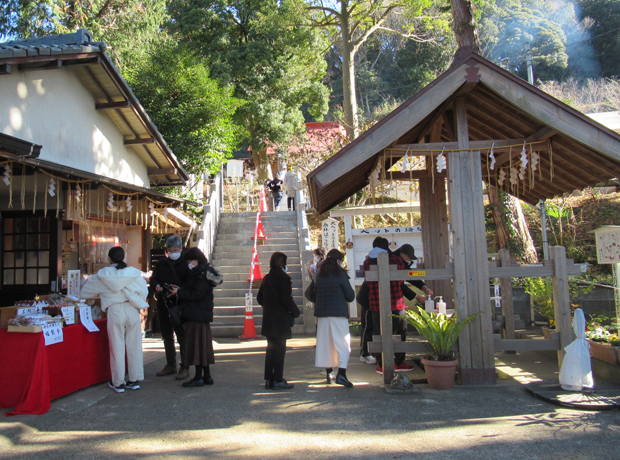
[215,236,298,245]
[218,224,297,232]
[221,211,296,218]
[210,324,306,338]
[220,215,296,224]
[212,256,301,266]
[218,263,301,275]
[214,287,303,297]
[217,232,297,241]
[214,240,299,248]
[218,272,302,281]
[213,296,303,308]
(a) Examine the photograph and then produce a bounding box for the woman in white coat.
[80,247,149,393]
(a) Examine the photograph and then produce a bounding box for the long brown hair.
[317,249,344,277]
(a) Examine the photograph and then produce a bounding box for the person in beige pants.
[80,247,149,393]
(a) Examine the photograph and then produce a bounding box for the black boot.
[182,365,204,387]
[335,368,353,387]
[203,364,214,385]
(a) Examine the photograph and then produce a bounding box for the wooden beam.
[499,249,515,341]
[527,126,557,142]
[124,138,154,145]
[19,60,62,72]
[96,101,131,110]
[550,246,574,367]
[63,57,102,67]
[377,252,395,385]
[148,168,177,177]
[381,170,446,181]
[0,64,12,75]
[388,138,549,155]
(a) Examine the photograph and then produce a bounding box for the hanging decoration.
[401,151,409,173]
[126,196,132,212]
[148,201,155,216]
[48,177,56,197]
[510,167,518,193]
[2,164,10,186]
[107,191,114,210]
[489,143,496,170]
[519,142,528,169]
[498,169,506,186]
[436,148,446,173]
[75,184,81,202]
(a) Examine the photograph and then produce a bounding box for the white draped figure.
[559,308,594,391]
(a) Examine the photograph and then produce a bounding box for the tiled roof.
[0,29,106,59]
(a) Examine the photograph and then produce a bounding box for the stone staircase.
[210,211,303,337]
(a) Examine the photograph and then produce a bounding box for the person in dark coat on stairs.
[150,235,190,380]
[168,247,216,388]
[257,251,301,390]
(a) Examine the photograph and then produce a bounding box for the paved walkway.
[1,336,620,459]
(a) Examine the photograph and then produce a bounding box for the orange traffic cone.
[247,249,263,284]
[240,308,260,341]
[252,214,266,242]
[259,186,269,212]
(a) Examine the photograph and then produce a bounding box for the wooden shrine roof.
[307,53,620,213]
[0,29,189,187]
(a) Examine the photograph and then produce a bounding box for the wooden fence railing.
[366,246,580,384]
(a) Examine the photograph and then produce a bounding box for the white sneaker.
[360,355,377,364]
[108,380,125,393]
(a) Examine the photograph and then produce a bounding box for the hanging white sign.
[321,217,340,251]
[79,305,99,332]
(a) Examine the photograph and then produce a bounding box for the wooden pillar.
[448,97,495,384]
[378,252,395,385]
[498,249,515,340]
[550,246,574,366]
[419,176,452,307]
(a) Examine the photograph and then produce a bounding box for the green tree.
[577,0,620,78]
[298,0,447,140]
[124,41,242,175]
[0,0,168,67]
[166,0,330,151]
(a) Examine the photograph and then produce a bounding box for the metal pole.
[525,42,534,85]
[540,199,549,260]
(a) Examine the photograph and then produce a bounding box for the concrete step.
[218,264,300,275]
[220,215,296,224]
[213,244,299,254]
[210,323,306,338]
[213,296,303,307]
[211,256,301,266]
[215,236,298,245]
[218,272,302,281]
[218,224,297,232]
[214,240,299,248]
[214,287,303,297]
[216,232,298,240]
[221,211,296,218]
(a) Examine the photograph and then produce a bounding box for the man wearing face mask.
[150,235,190,380]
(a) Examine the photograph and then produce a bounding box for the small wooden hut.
[308,53,620,385]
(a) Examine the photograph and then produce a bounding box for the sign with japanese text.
[352,226,422,236]
[321,217,340,251]
[42,322,63,346]
[593,226,620,264]
[79,305,99,332]
[408,271,426,277]
[62,306,76,325]
[67,270,81,297]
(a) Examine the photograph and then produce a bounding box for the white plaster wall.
[0,69,149,187]
[126,226,143,270]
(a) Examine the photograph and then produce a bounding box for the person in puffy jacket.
[80,246,149,393]
[257,251,300,390]
[149,235,190,380]
[168,247,216,388]
[314,249,356,387]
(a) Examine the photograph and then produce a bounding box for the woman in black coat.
[257,251,300,390]
[169,247,215,388]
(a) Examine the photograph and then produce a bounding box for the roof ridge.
[2,28,101,48]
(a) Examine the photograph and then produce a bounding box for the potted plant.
[586,315,620,365]
[402,308,483,390]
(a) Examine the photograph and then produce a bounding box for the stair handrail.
[248,202,262,294]
[198,172,223,261]
[296,188,314,334]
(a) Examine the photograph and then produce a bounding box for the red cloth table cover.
[0,319,110,415]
